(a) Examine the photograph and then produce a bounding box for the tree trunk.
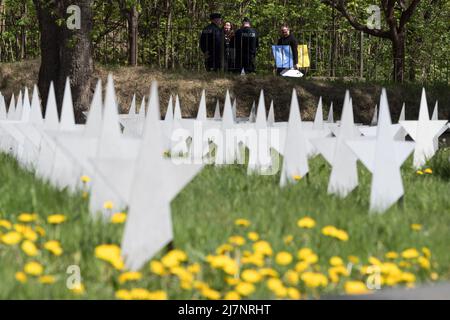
[392,32,405,82]
[33,0,93,122]
[59,0,94,121]
[33,0,61,112]
[127,6,138,66]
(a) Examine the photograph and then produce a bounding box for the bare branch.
[321,0,391,39]
[399,0,421,31]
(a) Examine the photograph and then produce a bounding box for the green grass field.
[0,149,449,300]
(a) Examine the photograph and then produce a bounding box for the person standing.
[200,13,224,72]
[277,24,299,74]
[234,17,259,73]
[223,21,237,72]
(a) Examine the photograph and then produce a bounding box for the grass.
[0,149,449,299]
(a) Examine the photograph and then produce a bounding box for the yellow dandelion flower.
[253,241,273,256]
[401,248,420,259]
[295,261,310,273]
[416,170,424,175]
[225,277,240,286]
[292,175,302,181]
[301,272,328,288]
[47,214,67,225]
[398,260,412,268]
[241,253,265,267]
[118,272,142,284]
[0,219,12,229]
[161,249,187,268]
[103,201,114,210]
[285,270,299,285]
[116,289,132,300]
[368,256,382,266]
[39,275,56,284]
[385,251,398,259]
[224,291,241,300]
[241,269,262,283]
[216,244,234,254]
[150,260,167,276]
[258,268,279,278]
[129,288,166,300]
[234,218,250,227]
[81,175,91,183]
[321,225,349,241]
[111,212,127,224]
[21,240,39,256]
[401,272,416,283]
[329,269,340,283]
[18,213,38,223]
[283,235,293,244]
[411,224,422,231]
[267,278,284,291]
[70,283,85,295]
[35,226,46,237]
[247,232,259,241]
[148,290,167,300]
[275,251,293,266]
[321,225,337,236]
[273,285,288,298]
[44,240,63,256]
[344,281,369,295]
[1,231,22,245]
[297,248,314,260]
[424,168,432,174]
[431,272,439,281]
[422,247,431,258]
[417,256,431,270]
[297,216,316,229]
[187,263,201,274]
[287,287,301,299]
[15,271,27,283]
[24,261,44,276]
[228,235,246,246]
[348,255,360,264]
[335,229,349,241]
[235,282,255,296]
[94,244,124,270]
[200,287,221,300]
[21,227,38,241]
[129,288,151,300]
[329,256,344,266]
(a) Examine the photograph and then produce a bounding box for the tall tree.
[322,0,421,82]
[33,0,93,121]
[118,0,139,66]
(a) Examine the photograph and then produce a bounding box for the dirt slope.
[1,59,449,123]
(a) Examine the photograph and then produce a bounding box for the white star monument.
[347,89,415,213]
[399,89,448,168]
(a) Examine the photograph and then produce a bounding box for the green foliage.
[427,148,450,181]
[1,0,449,82]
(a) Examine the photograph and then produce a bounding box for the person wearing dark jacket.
[234,17,259,73]
[277,24,299,74]
[200,13,224,71]
[223,21,237,72]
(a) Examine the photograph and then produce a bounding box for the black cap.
[242,17,251,24]
[210,13,222,20]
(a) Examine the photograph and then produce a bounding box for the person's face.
[224,22,231,32]
[281,27,290,37]
[213,18,223,26]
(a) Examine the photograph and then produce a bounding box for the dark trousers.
[237,55,256,73]
[205,54,222,72]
